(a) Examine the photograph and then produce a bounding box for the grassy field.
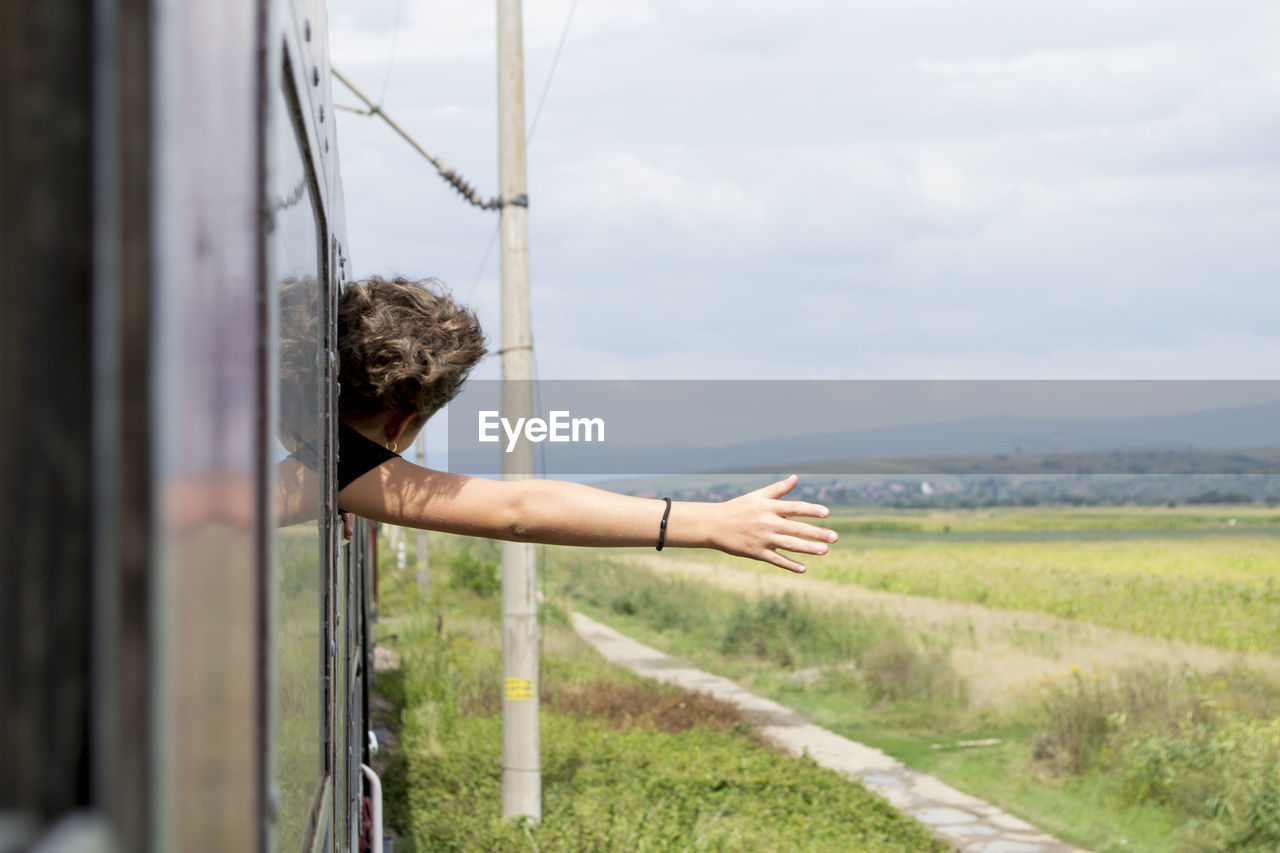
[687,506,1280,655]
[822,505,1280,534]
[542,504,1280,852]
[373,535,948,852]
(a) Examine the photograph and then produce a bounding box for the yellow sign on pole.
[504,677,535,701]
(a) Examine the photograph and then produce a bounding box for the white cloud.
[329,0,1280,382]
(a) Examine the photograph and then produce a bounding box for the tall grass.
[548,541,1280,852]
[1034,666,1280,851]
[377,536,948,853]
[559,550,909,668]
[792,534,1280,654]
[826,506,1280,535]
[551,550,971,729]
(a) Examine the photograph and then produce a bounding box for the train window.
[267,58,328,851]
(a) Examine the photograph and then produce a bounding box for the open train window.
[267,47,331,852]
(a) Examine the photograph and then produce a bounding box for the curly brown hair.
[337,276,487,421]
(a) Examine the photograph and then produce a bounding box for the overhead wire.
[465,0,582,303]
[526,0,581,144]
[377,0,405,108]
[337,2,583,476]
[464,227,501,303]
[332,68,506,211]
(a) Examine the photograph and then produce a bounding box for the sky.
[327,0,1280,382]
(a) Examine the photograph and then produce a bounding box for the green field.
[544,504,1280,852]
[687,506,1280,655]
[826,504,1280,533]
[373,536,948,853]
[829,504,1280,532]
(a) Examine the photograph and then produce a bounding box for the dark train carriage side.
[1,0,381,850]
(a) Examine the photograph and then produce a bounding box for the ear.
[383,410,419,446]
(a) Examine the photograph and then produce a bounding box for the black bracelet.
[656,497,672,551]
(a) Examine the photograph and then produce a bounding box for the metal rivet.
[318,105,325,123]
[313,66,320,86]
[323,138,329,153]
[304,20,311,41]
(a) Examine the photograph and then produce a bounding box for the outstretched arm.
[337,462,836,573]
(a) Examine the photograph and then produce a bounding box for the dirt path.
[629,554,1280,705]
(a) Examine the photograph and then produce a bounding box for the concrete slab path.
[571,611,1090,853]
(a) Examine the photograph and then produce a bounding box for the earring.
[387,440,398,453]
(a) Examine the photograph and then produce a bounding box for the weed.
[1030,664,1280,848]
[1117,717,1280,850]
[548,680,747,734]
[862,638,967,708]
[720,594,821,666]
[608,583,695,632]
[448,549,498,597]
[1034,668,1120,774]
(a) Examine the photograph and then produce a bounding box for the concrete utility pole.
[496,0,540,823]
[415,432,429,598]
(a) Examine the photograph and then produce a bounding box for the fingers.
[754,477,831,520]
[774,534,830,557]
[738,476,839,574]
[772,499,830,520]
[756,474,799,500]
[781,519,838,543]
[761,548,807,574]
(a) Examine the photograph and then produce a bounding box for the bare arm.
[337,461,837,573]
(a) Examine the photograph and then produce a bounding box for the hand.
[707,475,837,573]
[341,511,354,541]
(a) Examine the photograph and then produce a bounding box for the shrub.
[860,638,966,709]
[449,549,498,597]
[1117,717,1280,850]
[720,595,813,666]
[718,594,859,669]
[1034,667,1128,774]
[1032,664,1280,849]
[609,583,695,632]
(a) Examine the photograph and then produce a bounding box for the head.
[337,276,487,445]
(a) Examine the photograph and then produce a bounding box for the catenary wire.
[464,0,582,302]
[376,0,404,108]
[332,67,507,211]
[464,226,500,304]
[526,0,581,143]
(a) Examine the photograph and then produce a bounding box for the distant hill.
[679,399,1280,475]
[447,397,1280,478]
[600,446,1280,508]
[722,445,1280,477]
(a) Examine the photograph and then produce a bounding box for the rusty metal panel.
[149,0,267,848]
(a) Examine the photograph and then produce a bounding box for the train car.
[1,0,382,850]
